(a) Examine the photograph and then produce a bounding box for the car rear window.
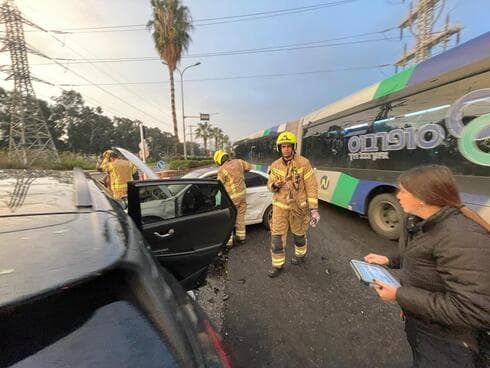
[245,172,268,187]
[1,271,178,368]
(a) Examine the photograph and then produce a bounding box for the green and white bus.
[233,31,490,239]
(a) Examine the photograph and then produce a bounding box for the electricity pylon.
[0,0,59,165]
[395,0,462,71]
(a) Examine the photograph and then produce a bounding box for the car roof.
[182,165,218,178]
[0,169,126,308]
[183,166,267,179]
[0,170,77,216]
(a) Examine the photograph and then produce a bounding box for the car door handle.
[154,229,175,239]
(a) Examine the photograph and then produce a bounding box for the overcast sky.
[1,0,489,142]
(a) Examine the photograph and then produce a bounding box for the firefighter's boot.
[291,256,305,265]
[267,267,283,278]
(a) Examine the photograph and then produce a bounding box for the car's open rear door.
[127,179,236,290]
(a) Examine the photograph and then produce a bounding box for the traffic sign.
[156,160,166,170]
[200,113,210,121]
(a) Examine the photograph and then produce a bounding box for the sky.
[1,0,489,143]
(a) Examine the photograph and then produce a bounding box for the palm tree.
[194,122,212,154]
[210,127,223,150]
[147,0,193,141]
[222,134,230,150]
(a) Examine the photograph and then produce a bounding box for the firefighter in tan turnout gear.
[214,150,252,248]
[97,150,138,200]
[267,131,320,278]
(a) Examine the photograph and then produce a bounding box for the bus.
[233,31,490,240]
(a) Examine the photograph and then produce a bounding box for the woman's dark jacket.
[389,207,490,348]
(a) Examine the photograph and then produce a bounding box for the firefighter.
[267,131,320,278]
[214,150,252,248]
[97,150,137,199]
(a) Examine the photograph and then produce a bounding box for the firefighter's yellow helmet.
[276,131,297,151]
[213,150,229,166]
[102,149,114,158]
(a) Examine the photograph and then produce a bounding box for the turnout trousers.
[227,197,247,247]
[270,205,310,269]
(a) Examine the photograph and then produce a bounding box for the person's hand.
[363,253,389,266]
[273,180,285,189]
[371,280,399,302]
[310,209,320,227]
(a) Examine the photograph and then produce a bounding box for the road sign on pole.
[200,113,210,121]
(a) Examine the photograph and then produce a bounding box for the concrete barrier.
[155,169,184,179]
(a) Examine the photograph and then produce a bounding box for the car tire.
[367,193,403,240]
[263,205,273,231]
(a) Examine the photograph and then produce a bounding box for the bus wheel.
[263,205,272,231]
[367,193,402,240]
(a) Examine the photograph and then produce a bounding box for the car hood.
[115,147,158,180]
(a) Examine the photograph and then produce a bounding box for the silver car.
[183,166,273,230]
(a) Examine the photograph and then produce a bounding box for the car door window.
[139,183,229,224]
[245,172,267,188]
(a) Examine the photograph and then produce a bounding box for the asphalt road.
[217,203,412,368]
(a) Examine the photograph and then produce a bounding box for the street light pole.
[177,62,201,160]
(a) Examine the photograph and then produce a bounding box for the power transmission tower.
[395,0,462,71]
[0,0,59,166]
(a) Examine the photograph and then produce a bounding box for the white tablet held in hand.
[350,259,401,288]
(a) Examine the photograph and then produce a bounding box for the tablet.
[350,259,401,288]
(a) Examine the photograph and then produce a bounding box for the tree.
[222,134,230,150]
[194,121,212,154]
[210,126,223,151]
[66,106,114,154]
[147,0,193,141]
[145,126,178,159]
[113,117,140,152]
[0,87,10,149]
[50,90,86,151]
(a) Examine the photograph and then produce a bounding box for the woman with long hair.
[364,165,489,368]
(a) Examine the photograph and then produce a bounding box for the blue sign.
[156,160,166,170]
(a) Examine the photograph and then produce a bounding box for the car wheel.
[263,205,272,231]
[367,193,403,240]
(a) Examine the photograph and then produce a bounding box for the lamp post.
[176,62,201,160]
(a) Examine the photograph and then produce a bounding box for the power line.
[31,46,173,129]
[31,31,402,67]
[25,0,361,33]
[189,0,361,27]
[21,17,174,128]
[57,64,391,87]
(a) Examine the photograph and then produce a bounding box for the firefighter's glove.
[272,180,284,192]
[310,209,320,227]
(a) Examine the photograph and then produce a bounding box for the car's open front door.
[127,179,236,290]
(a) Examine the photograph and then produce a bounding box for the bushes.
[0,150,214,171]
[0,150,96,170]
[167,159,214,170]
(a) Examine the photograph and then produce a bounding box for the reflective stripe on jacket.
[217,159,252,201]
[267,154,318,210]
